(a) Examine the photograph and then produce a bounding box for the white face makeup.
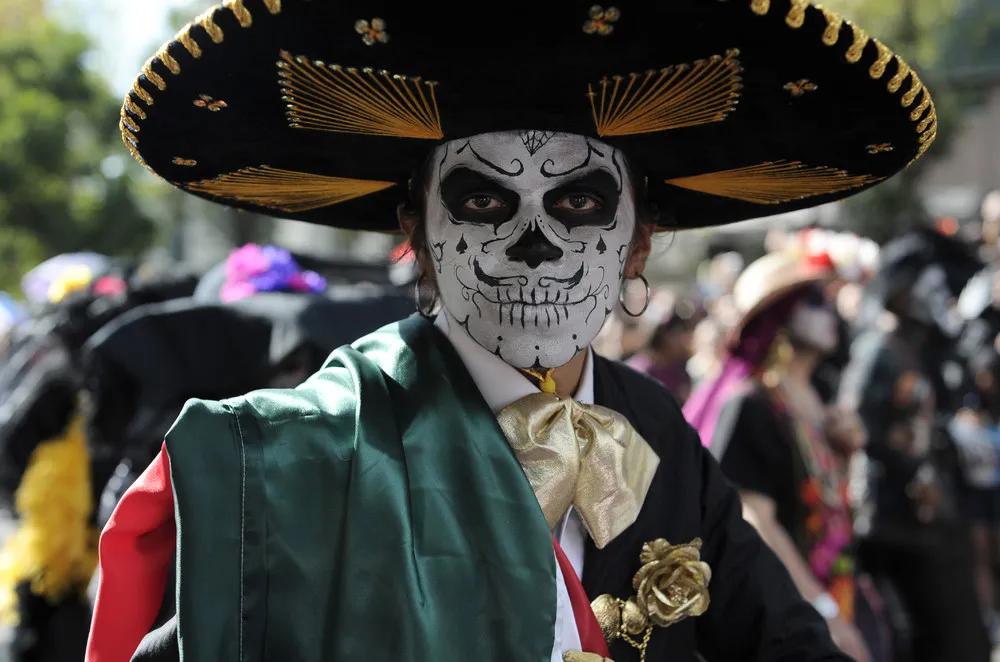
[424,131,637,369]
[787,290,839,354]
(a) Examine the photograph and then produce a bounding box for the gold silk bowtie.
[496,393,660,549]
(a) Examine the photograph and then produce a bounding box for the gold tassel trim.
[263,0,281,14]
[223,0,252,27]
[869,40,893,79]
[888,60,911,94]
[0,414,97,625]
[176,30,202,58]
[750,0,769,15]
[195,8,225,43]
[589,50,742,137]
[845,24,869,63]
[278,51,444,139]
[141,58,167,91]
[817,5,843,46]
[157,47,181,75]
[183,165,396,212]
[666,160,879,205]
[124,98,146,121]
[785,0,809,28]
[901,72,923,107]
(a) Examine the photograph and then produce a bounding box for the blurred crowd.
[2,194,1000,662]
[595,191,1000,662]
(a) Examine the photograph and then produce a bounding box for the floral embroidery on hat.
[583,5,620,36]
[355,18,389,46]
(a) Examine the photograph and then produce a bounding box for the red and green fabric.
[88,316,608,661]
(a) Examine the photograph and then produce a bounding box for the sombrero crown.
[122,0,936,231]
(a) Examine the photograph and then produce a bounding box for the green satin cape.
[163,315,557,661]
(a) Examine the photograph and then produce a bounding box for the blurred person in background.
[0,255,199,662]
[627,301,697,403]
[688,316,728,387]
[838,230,990,662]
[979,190,1000,263]
[685,250,880,662]
[948,347,1000,641]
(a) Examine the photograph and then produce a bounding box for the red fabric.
[86,444,177,662]
[553,537,611,658]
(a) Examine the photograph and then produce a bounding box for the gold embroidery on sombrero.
[277,51,443,139]
[183,166,396,212]
[750,0,769,15]
[665,160,880,205]
[583,5,620,35]
[588,49,742,137]
[867,143,894,154]
[119,0,286,174]
[172,158,198,166]
[193,94,228,111]
[355,18,389,45]
[783,79,817,97]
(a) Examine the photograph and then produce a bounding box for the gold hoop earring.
[414,274,438,319]
[620,274,650,318]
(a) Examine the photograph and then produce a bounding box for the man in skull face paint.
[417,132,643,371]
[86,2,937,661]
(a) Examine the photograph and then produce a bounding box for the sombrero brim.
[122,0,936,232]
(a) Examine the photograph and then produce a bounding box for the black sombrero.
[122,0,936,231]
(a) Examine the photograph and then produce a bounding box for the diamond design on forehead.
[521,131,555,156]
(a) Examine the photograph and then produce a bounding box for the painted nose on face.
[506,225,563,269]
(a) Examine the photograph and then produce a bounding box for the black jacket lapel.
[583,355,651,600]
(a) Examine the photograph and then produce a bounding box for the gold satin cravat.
[496,393,659,549]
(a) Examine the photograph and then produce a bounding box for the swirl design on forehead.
[539,140,604,178]
[455,141,525,176]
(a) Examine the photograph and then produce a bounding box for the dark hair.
[403,147,661,267]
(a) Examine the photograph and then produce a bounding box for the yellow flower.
[632,538,712,628]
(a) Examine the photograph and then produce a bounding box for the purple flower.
[221,243,327,301]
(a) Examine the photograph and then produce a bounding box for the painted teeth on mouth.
[494,301,584,327]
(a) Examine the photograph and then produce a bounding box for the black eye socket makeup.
[542,170,620,228]
[440,167,520,225]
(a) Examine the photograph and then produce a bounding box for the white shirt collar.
[434,312,594,412]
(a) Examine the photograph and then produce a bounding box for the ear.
[624,222,655,278]
[397,202,436,282]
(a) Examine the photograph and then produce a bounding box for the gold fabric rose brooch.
[590,538,711,661]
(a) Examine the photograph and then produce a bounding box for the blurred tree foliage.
[817,0,1000,242]
[0,2,155,293]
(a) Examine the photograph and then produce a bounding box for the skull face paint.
[424,131,637,369]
